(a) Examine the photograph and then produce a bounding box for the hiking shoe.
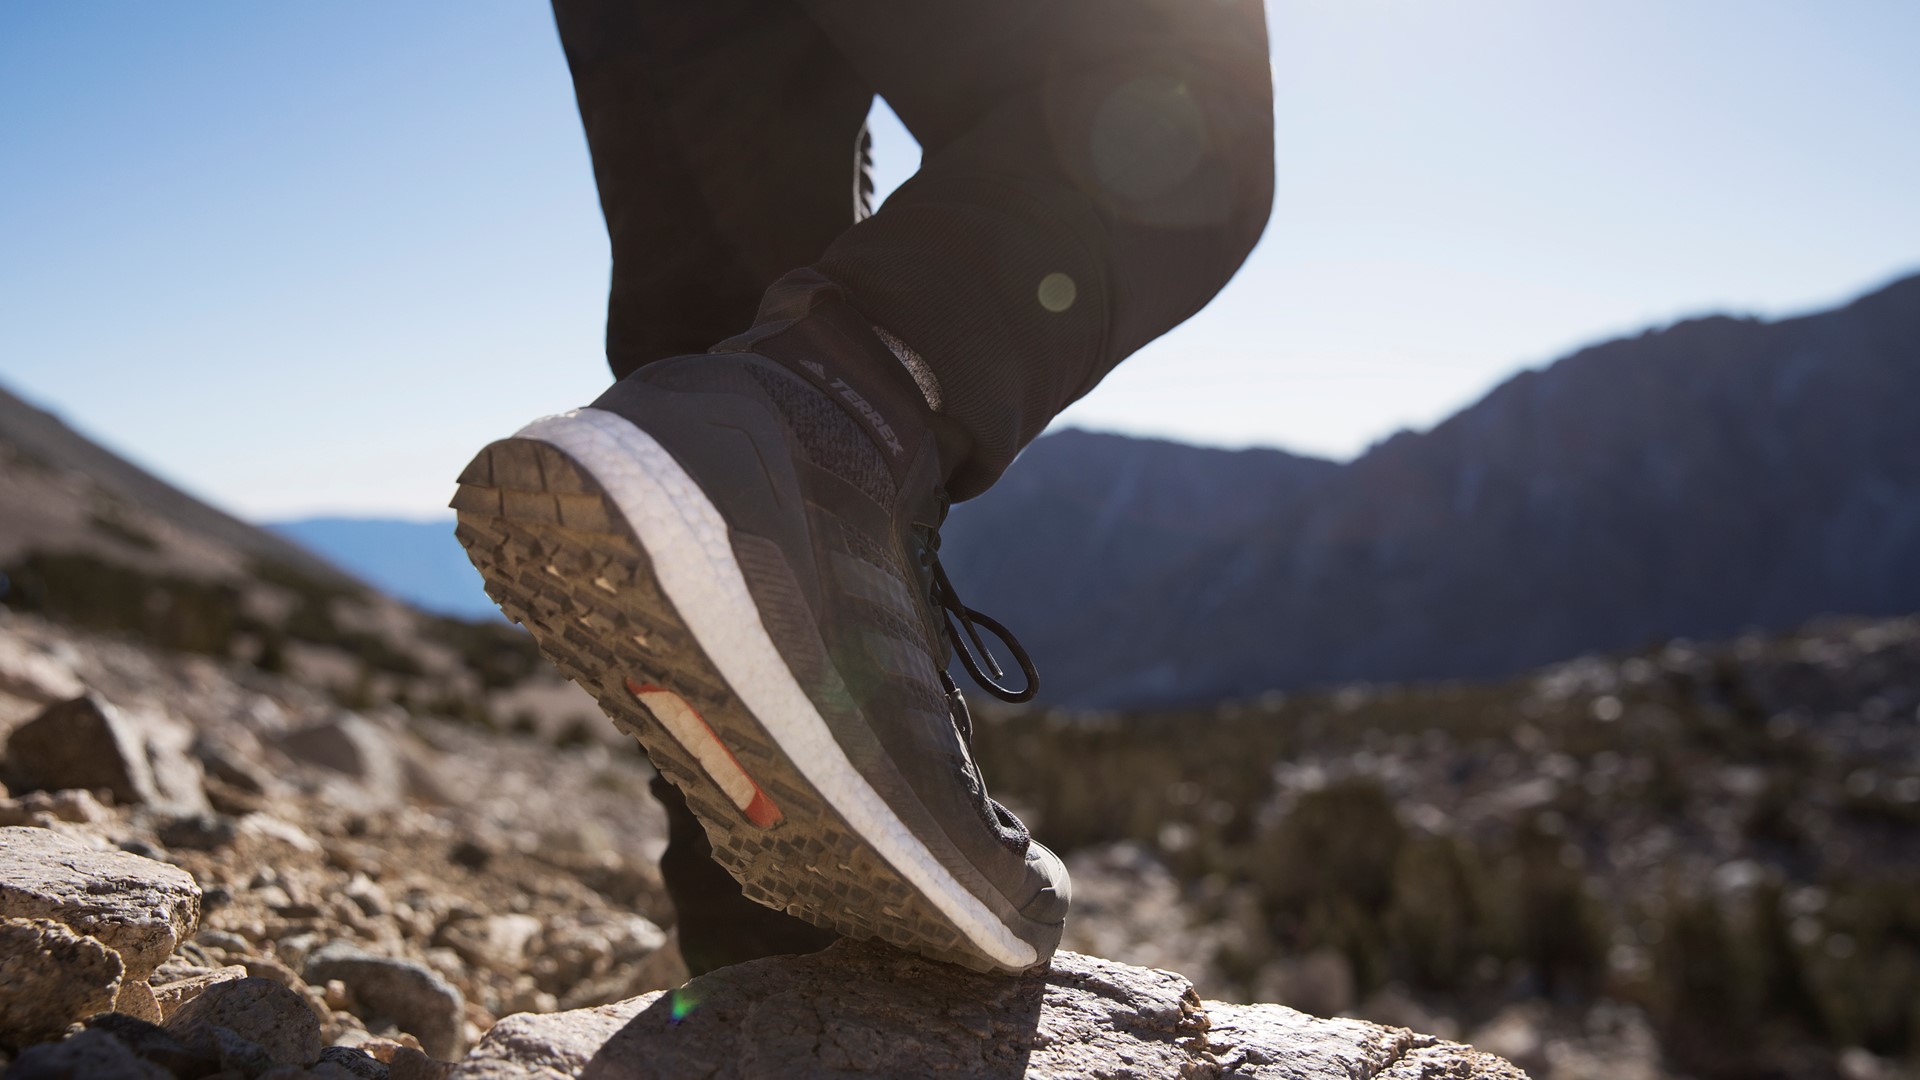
[450,292,1069,974]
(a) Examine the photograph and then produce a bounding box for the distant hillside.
[940,271,1920,704]
[268,517,499,621]
[0,385,345,584]
[0,383,585,733]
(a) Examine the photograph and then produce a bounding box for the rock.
[621,928,689,995]
[152,964,250,1018]
[1204,1001,1527,1079]
[450,940,1525,1079]
[0,789,114,829]
[164,976,324,1068]
[193,730,282,797]
[0,918,123,1050]
[113,983,163,1024]
[234,812,322,854]
[317,1044,393,1079]
[0,634,84,705]
[153,810,238,851]
[0,827,201,985]
[78,1014,219,1077]
[131,710,211,814]
[273,714,406,808]
[3,696,157,807]
[388,1047,453,1080]
[305,944,466,1059]
[436,913,543,972]
[2,1027,172,1079]
[203,1023,277,1076]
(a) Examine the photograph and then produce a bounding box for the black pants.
[552,0,1274,973]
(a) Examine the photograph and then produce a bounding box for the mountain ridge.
[939,270,1920,703]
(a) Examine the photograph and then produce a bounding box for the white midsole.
[516,407,1036,970]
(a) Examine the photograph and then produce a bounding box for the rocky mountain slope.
[940,271,1920,704]
[0,607,1523,1078]
[0,354,1522,1075]
[970,614,1920,1079]
[0,386,612,747]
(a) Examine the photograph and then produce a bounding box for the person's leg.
[476,0,1273,975]
[551,0,876,380]
[791,0,1275,498]
[550,0,866,973]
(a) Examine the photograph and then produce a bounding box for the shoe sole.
[451,407,1042,974]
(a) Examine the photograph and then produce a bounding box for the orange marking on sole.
[625,677,783,828]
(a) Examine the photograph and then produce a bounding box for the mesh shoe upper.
[587,319,1066,930]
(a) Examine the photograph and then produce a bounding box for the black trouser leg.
[552,0,1273,971]
[796,0,1275,497]
[550,0,874,380]
[552,0,858,974]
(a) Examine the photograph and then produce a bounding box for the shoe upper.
[586,281,1069,936]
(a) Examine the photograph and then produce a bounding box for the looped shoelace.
[915,522,1039,704]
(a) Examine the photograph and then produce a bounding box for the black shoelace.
[914,519,1039,705]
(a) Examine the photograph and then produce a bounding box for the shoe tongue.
[718,270,959,492]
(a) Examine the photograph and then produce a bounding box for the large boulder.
[0,826,201,987]
[450,940,1526,1079]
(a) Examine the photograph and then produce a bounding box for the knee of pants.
[1057,41,1275,292]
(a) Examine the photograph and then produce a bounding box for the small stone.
[316,1044,391,1079]
[332,1031,422,1059]
[446,839,491,871]
[0,635,85,705]
[114,982,163,1024]
[153,811,238,851]
[272,715,405,808]
[235,813,322,854]
[388,1047,453,1080]
[3,1026,172,1079]
[0,918,123,1050]
[305,944,465,1060]
[0,827,200,984]
[164,977,323,1068]
[435,913,542,972]
[311,937,472,1053]
[239,953,308,991]
[342,875,389,918]
[193,730,280,796]
[153,964,250,1018]
[0,789,112,827]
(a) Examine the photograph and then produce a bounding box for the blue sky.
[2,1,1916,519]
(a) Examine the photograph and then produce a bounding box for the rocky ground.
[977,617,1920,1080]
[0,609,1525,1078]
